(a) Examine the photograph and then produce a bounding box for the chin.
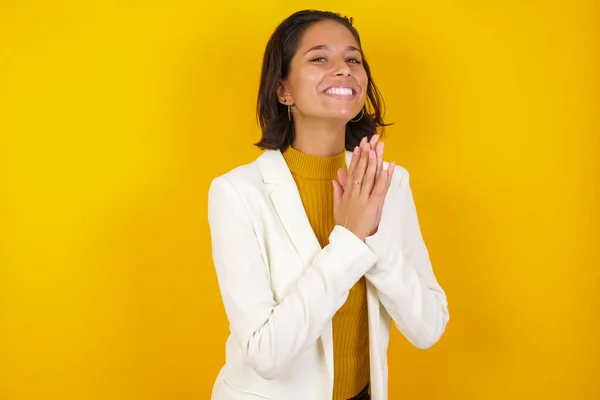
[323,109,362,121]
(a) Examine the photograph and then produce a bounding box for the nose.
[333,58,351,77]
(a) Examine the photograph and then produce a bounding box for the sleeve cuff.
[324,225,379,288]
[365,224,395,264]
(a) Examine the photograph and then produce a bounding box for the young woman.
[207,10,449,400]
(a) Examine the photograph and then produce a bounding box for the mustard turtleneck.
[282,146,369,400]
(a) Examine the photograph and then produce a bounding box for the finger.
[371,164,389,198]
[375,141,384,182]
[360,142,371,163]
[382,161,396,197]
[337,168,347,189]
[373,160,395,199]
[376,140,384,158]
[368,135,380,178]
[387,162,396,189]
[351,144,371,197]
[369,134,380,149]
[332,179,344,211]
[360,136,368,147]
[345,146,361,189]
[360,149,378,197]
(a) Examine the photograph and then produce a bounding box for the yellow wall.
[1,1,598,399]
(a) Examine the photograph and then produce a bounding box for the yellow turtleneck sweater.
[282,146,369,400]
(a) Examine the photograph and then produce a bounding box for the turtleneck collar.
[282,146,347,180]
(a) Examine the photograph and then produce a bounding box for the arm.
[208,176,378,379]
[364,167,449,349]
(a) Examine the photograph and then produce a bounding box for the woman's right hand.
[332,140,395,242]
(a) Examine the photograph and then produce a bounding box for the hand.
[332,135,396,241]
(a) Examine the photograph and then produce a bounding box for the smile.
[324,87,355,96]
[323,86,358,101]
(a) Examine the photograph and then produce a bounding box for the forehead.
[297,19,360,50]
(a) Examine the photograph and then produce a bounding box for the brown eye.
[310,57,327,62]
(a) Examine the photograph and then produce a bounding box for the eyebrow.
[303,44,361,55]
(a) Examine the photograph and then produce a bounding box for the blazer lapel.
[257,150,322,266]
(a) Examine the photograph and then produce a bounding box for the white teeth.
[326,87,353,96]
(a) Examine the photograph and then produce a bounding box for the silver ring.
[353,180,362,185]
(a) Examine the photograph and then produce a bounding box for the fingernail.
[354,146,359,154]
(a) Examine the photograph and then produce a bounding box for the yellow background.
[1,1,598,399]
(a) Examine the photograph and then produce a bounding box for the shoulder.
[208,150,279,195]
[212,150,268,181]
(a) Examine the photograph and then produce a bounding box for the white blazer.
[207,149,449,400]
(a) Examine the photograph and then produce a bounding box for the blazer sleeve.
[364,166,449,349]
[207,175,379,380]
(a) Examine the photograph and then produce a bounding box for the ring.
[353,180,362,185]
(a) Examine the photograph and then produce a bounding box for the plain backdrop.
[1,1,598,399]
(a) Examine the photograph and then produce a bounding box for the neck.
[291,117,347,157]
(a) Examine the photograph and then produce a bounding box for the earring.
[350,108,365,122]
[288,104,292,121]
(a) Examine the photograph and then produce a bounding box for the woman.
[207,10,449,400]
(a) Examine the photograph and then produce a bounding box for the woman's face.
[279,19,368,122]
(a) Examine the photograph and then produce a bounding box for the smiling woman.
[255,11,388,155]
[207,9,449,400]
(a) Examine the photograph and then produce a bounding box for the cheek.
[357,70,369,92]
[359,81,369,103]
[291,70,323,100]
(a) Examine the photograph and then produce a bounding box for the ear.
[277,81,293,105]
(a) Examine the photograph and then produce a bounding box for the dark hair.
[255,9,390,152]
